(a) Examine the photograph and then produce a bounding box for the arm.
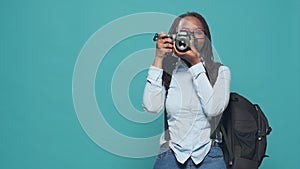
[189,63,231,117]
[142,66,166,114]
[142,33,173,113]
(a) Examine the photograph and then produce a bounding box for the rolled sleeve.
[147,65,163,82]
[142,65,165,114]
[189,64,231,117]
[189,62,206,79]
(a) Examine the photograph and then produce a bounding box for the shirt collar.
[174,58,189,73]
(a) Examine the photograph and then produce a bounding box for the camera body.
[169,30,194,52]
[153,30,195,53]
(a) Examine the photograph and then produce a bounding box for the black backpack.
[220,92,272,169]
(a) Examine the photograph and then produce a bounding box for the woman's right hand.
[153,32,174,68]
[155,32,174,58]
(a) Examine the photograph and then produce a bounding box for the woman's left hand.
[173,39,201,66]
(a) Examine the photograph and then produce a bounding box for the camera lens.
[175,30,191,52]
[176,39,188,52]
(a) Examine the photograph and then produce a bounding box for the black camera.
[153,30,195,52]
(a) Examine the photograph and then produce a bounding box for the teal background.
[1,0,299,168]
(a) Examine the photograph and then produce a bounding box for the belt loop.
[211,139,216,147]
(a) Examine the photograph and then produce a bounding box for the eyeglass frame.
[177,28,206,39]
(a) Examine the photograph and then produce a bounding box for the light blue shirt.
[143,59,231,165]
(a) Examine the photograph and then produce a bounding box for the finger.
[163,38,173,44]
[189,40,200,57]
[157,42,166,49]
[157,39,173,49]
[161,48,173,53]
[157,38,173,47]
[163,43,173,49]
[158,32,169,39]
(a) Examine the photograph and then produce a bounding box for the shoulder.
[218,65,231,77]
[219,65,230,71]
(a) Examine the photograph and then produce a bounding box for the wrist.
[191,57,201,66]
[152,56,164,69]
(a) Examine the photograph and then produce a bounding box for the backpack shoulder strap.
[254,104,272,135]
[164,90,171,141]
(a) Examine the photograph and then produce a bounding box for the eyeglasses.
[179,29,205,39]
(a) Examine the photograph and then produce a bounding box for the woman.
[143,12,231,169]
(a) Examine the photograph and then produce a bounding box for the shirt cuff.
[189,62,206,78]
[147,65,163,81]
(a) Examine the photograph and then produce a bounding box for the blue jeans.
[153,143,226,169]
